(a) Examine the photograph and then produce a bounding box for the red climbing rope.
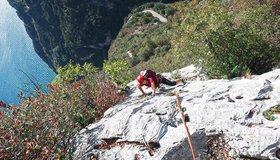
[176,93,196,160]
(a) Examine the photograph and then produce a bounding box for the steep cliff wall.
[7,0,177,71]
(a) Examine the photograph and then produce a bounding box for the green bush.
[52,61,98,84]
[129,55,141,66]
[0,75,125,159]
[205,27,276,78]
[139,46,154,61]
[103,59,133,88]
[0,61,126,159]
[125,12,159,28]
[171,1,279,78]
[263,105,280,121]
[154,38,171,55]
[203,5,279,78]
[0,81,94,159]
[138,39,156,61]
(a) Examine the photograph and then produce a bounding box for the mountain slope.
[108,1,280,78]
[7,0,177,71]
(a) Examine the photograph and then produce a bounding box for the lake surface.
[0,0,56,105]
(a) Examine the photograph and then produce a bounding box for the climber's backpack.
[140,70,156,79]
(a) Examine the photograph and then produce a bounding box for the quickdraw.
[176,93,196,160]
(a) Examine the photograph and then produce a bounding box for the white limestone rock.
[74,66,280,160]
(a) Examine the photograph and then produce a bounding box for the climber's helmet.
[137,75,144,84]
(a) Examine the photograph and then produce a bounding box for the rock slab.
[74,65,280,160]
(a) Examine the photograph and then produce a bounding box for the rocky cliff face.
[73,65,280,160]
[7,0,176,71]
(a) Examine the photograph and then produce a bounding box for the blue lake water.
[0,0,56,105]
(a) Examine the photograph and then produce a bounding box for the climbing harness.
[176,93,196,160]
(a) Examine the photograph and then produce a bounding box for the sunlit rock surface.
[74,65,280,160]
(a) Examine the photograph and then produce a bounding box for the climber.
[136,69,187,96]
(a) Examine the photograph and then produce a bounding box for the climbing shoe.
[159,87,166,92]
[148,141,161,149]
[276,148,280,159]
